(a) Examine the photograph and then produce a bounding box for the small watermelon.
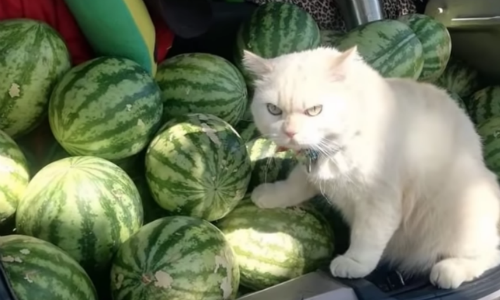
[477,117,500,177]
[48,57,163,160]
[0,19,71,138]
[16,156,143,275]
[336,19,424,79]
[234,2,321,87]
[0,130,29,229]
[397,14,451,82]
[145,113,251,221]
[434,57,482,99]
[246,137,297,191]
[0,234,98,300]
[216,198,334,290]
[110,216,240,300]
[468,86,500,125]
[155,53,247,125]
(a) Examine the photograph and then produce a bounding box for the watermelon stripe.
[469,86,500,125]
[0,235,97,300]
[49,57,163,160]
[434,57,482,99]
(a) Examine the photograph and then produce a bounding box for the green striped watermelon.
[0,234,97,300]
[0,19,71,138]
[234,120,260,143]
[476,117,500,176]
[467,86,500,125]
[216,198,334,290]
[320,29,344,47]
[15,156,143,275]
[0,130,29,228]
[234,2,321,87]
[155,53,247,125]
[336,19,424,79]
[397,14,451,82]
[48,57,163,160]
[246,137,297,191]
[434,57,482,99]
[145,113,251,221]
[111,216,240,300]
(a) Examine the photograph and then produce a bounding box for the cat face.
[243,47,360,151]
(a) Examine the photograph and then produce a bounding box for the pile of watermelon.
[0,3,498,300]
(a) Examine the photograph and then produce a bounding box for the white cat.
[242,46,500,289]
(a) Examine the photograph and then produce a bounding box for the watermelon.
[397,14,451,82]
[467,86,500,125]
[0,234,97,300]
[155,53,247,125]
[234,120,260,143]
[336,19,424,79]
[0,19,71,138]
[476,117,500,176]
[234,2,321,87]
[145,113,251,221]
[0,130,29,228]
[246,137,297,191]
[320,29,344,47]
[434,57,482,99]
[110,216,240,300]
[15,156,143,275]
[216,198,334,290]
[48,57,163,160]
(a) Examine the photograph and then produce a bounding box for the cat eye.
[266,103,282,116]
[305,105,323,116]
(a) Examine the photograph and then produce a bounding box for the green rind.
[0,234,97,300]
[15,156,143,275]
[145,113,251,221]
[397,14,451,82]
[156,53,247,125]
[0,130,30,227]
[0,19,71,138]
[216,198,334,290]
[320,30,344,47]
[468,86,500,125]
[434,57,482,99]
[234,2,321,87]
[48,57,163,160]
[336,19,424,79]
[246,137,297,191]
[476,117,500,177]
[110,216,240,300]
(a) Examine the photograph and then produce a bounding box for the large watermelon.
[0,19,71,138]
[0,235,97,300]
[48,57,163,160]
[434,57,482,99]
[234,2,321,87]
[216,198,334,290]
[336,19,424,79]
[110,216,240,300]
[145,113,251,221]
[15,156,143,275]
[397,14,451,82]
[0,130,29,229]
[246,137,297,191]
[155,53,247,125]
[467,86,500,125]
[476,117,500,176]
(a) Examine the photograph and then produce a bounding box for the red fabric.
[0,0,174,65]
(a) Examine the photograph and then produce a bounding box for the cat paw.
[430,259,475,289]
[251,183,287,209]
[329,255,373,279]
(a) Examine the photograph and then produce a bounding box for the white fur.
[243,47,500,289]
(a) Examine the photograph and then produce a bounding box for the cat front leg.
[251,164,317,208]
[330,192,401,278]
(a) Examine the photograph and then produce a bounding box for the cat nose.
[283,129,297,138]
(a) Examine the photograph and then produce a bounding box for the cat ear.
[330,46,361,81]
[242,50,273,77]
